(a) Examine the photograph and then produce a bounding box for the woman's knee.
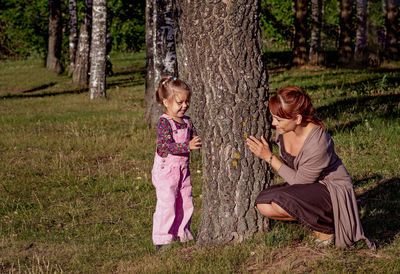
[256,202,294,220]
[256,203,275,217]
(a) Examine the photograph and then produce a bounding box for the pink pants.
[152,153,194,245]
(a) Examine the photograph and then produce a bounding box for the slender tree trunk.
[338,0,355,65]
[354,0,367,64]
[309,0,324,65]
[145,0,156,124]
[73,0,93,85]
[46,0,63,73]
[384,0,400,60]
[366,0,381,67]
[175,0,272,245]
[144,0,178,126]
[292,0,309,66]
[68,0,78,76]
[89,0,107,99]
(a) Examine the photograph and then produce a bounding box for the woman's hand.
[246,136,271,161]
[189,136,202,150]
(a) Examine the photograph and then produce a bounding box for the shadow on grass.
[305,73,400,93]
[22,82,57,93]
[316,93,400,133]
[0,88,87,99]
[112,67,146,78]
[106,67,146,89]
[356,176,400,245]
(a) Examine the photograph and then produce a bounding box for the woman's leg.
[256,202,296,221]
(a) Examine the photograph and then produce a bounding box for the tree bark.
[89,0,107,99]
[46,0,63,74]
[354,0,367,64]
[292,0,309,66]
[175,0,272,245]
[338,0,355,65]
[144,0,179,126]
[384,0,400,60]
[68,0,79,76]
[73,0,93,85]
[309,0,324,65]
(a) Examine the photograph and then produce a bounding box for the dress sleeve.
[156,118,190,157]
[277,134,333,185]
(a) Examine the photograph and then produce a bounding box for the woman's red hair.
[269,86,325,129]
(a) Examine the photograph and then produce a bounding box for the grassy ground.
[0,52,399,273]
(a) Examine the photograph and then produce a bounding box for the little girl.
[152,76,202,250]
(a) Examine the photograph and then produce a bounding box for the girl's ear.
[296,114,303,125]
[162,98,169,108]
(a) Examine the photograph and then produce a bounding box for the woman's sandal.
[313,231,334,247]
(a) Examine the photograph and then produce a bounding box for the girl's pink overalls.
[152,114,194,245]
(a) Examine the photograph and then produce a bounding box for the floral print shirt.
[156,117,198,157]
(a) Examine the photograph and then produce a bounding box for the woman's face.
[271,114,298,134]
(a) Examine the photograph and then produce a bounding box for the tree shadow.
[0,88,87,99]
[22,82,57,93]
[316,93,400,129]
[355,176,400,246]
[112,67,145,78]
[305,73,400,93]
[106,67,146,89]
[106,78,145,89]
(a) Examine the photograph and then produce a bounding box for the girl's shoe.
[155,244,171,251]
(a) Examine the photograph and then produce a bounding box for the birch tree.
[46,0,63,73]
[175,0,272,245]
[144,0,178,126]
[73,0,93,85]
[89,0,107,99]
[68,0,79,75]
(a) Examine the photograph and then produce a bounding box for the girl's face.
[271,114,299,134]
[163,90,190,121]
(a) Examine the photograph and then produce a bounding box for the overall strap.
[161,114,178,131]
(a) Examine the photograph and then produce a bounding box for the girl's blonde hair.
[155,76,191,104]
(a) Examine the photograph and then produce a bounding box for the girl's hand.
[189,136,202,150]
[246,136,271,161]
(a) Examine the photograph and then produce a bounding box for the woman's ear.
[296,114,303,125]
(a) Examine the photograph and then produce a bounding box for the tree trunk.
[175,0,272,245]
[46,0,63,74]
[384,0,400,60]
[89,0,107,99]
[292,0,309,66]
[338,0,355,65]
[354,0,367,64]
[364,0,381,67]
[68,0,78,76]
[145,0,156,124]
[309,0,324,65]
[73,0,93,85]
[144,0,178,126]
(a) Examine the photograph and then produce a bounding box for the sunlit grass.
[0,52,399,272]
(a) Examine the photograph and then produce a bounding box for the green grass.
[1,52,400,272]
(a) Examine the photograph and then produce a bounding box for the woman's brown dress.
[255,126,375,249]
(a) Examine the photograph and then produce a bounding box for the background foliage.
[0,0,146,59]
[0,0,388,59]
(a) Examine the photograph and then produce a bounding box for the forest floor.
[0,52,399,273]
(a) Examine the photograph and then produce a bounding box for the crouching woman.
[246,86,375,249]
